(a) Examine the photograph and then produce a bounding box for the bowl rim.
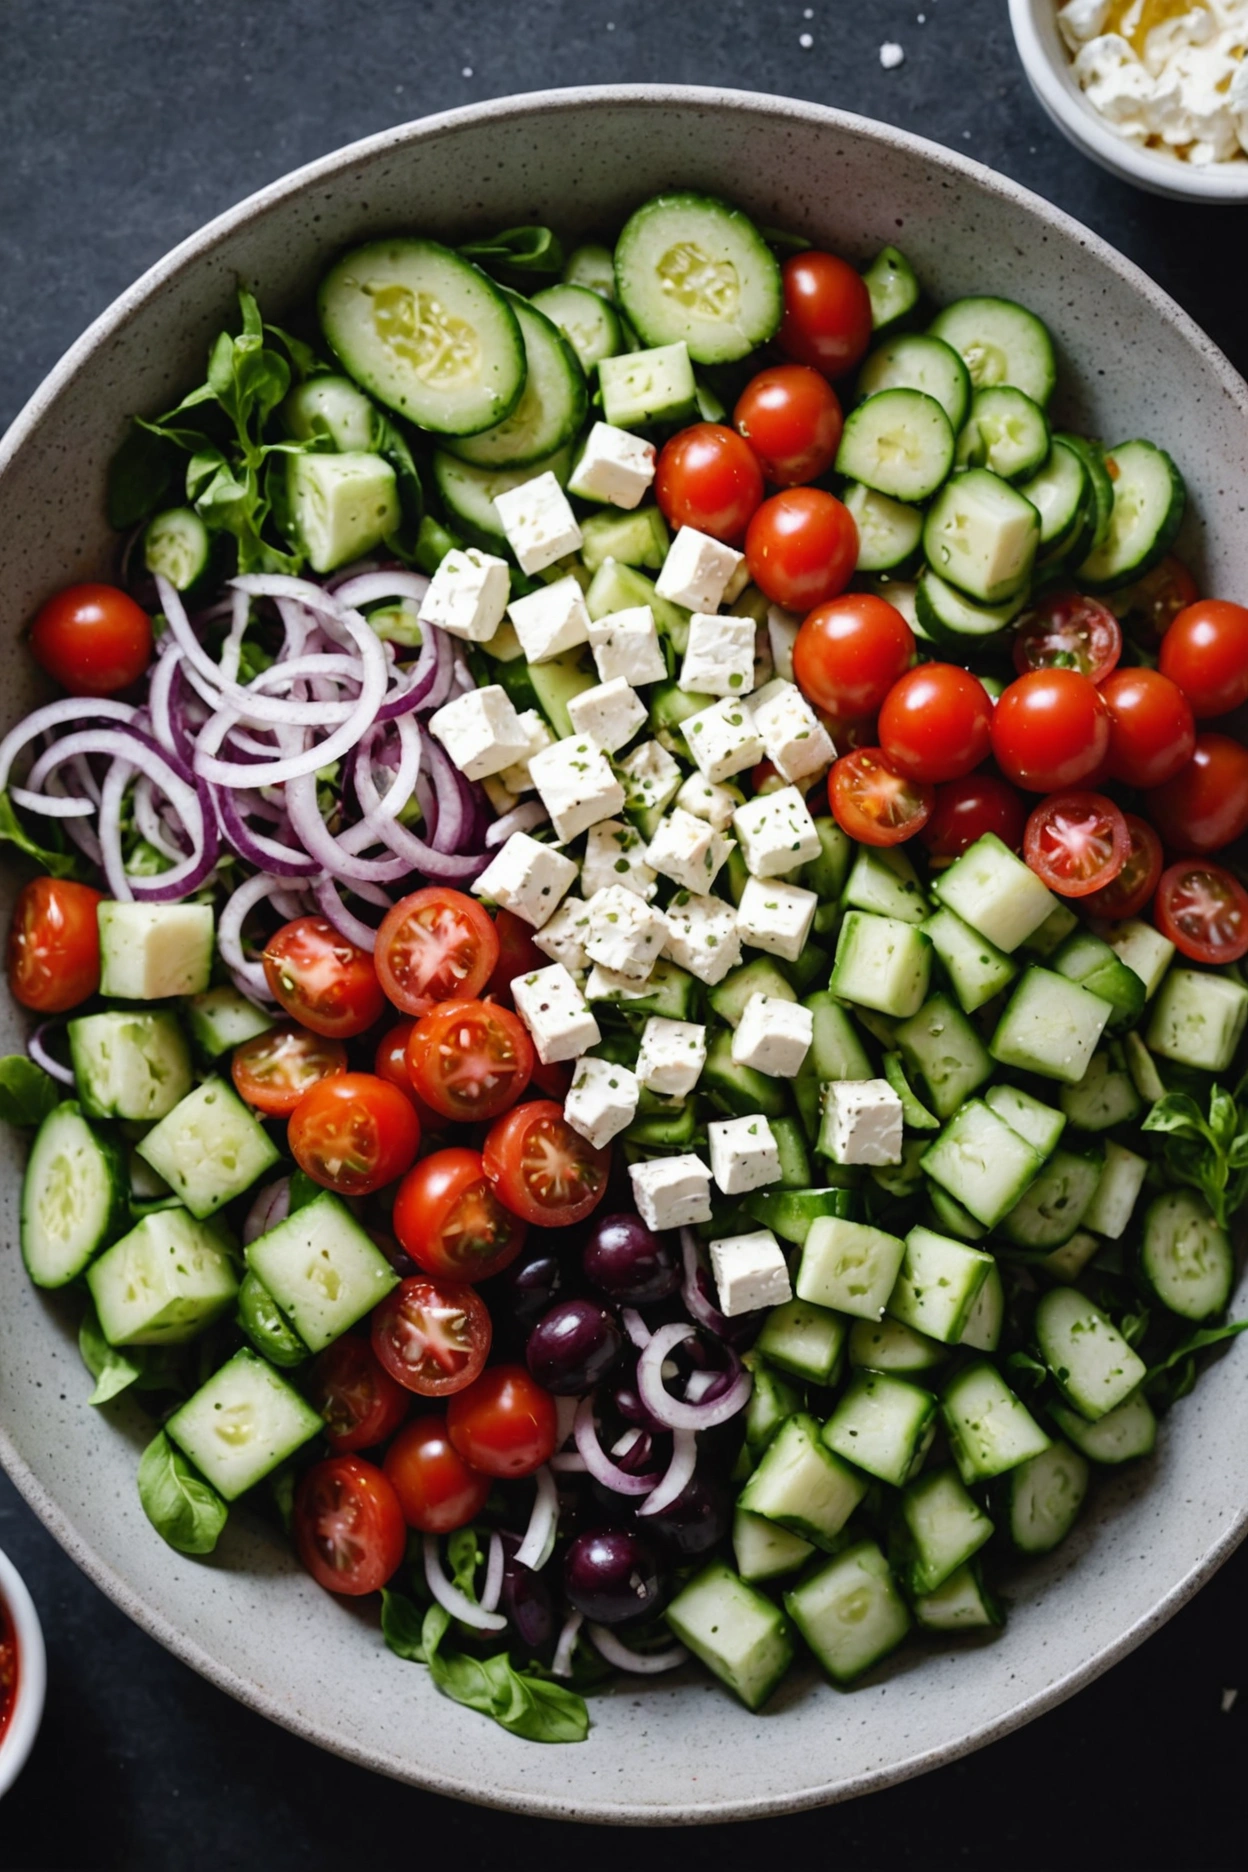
[1,82,1247,1821]
[1008,0,1248,201]
[0,1546,47,1799]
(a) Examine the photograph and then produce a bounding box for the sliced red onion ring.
[218,584,251,686]
[244,1177,291,1245]
[0,697,137,795]
[554,1395,579,1451]
[217,788,319,877]
[480,1531,505,1616]
[573,1396,661,1497]
[422,730,473,855]
[680,1228,735,1338]
[28,1021,74,1086]
[313,877,383,953]
[621,1308,652,1350]
[285,768,412,886]
[218,873,291,999]
[636,1428,697,1518]
[637,1323,752,1432]
[485,799,550,847]
[513,1465,558,1572]
[551,1611,584,1679]
[332,570,430,611]
[587,1625,690,1675]
[422,1534,507,1633]
[549,1452,589,1474]
[133,775,189,861]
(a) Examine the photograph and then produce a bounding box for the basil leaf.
[0,792,90,879]
[427,1640,589,1744]
[380,1587,429,1663]
[1148,1317,1248,1378]
[1142,1092,1209,1140]
[136,1431,228,1555]
[0,1055,59,1128]
[79,1305,144,1405]
[106,423,178,528]
[459,225,564,278]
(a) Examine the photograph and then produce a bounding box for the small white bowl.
[1009,0,1248,201]
[0,1547,46,1799]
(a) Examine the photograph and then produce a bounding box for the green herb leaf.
[0,791,90,879]
[1147,1317,1248,1378]
[136,1431,228,1555]
[380,1587,429,1662]
[459,225,564,278]
[106,423,178,528]
[264,322,329,383]
[79,1305,144,1405]
[1141,1083,1248,1229]
[0,1055,60,1128]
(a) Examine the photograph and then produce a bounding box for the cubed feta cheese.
[428,685,532,782]
[472,832,578,929]
[587,604,668,687]
[583,885,667,980]
[584,961,652,1003]
[629,1153,713,1232]
[678,613,756,697]
[567,422,657,509]
[663,890,742,985]
[822,1078,905,1166]
[417,546,510,643]
[655,526,744,613]
[564,1055,639,1150]
[751,678,836,784]
[645,806,734,896]
[496,709,554,795]
[709,1228,792,1317]
[529,736,626,841]
[767,605,800,683]
[494,471,582,575]
[581,820,656,899]
[511,963,600,1064]
[566,676,647,753]
[732,785,822,877]
[675,772,740,832]
[636,1016,707,1097]
[707,1113,783,1195]
[731,993,814,1078]
[683,696,765,785]
[532,896,592,972]
[736,875,818,963]
[507,574,592,664]
[615,738,682,817]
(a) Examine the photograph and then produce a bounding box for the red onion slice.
[244,1177,291,1245]
[480,1531,505,1616]
[587,1625,690,1675]
[313,877,383,953]
[0,697,137,795]
[28,1022,74,1086]
[332,570,430,611]
[513,1465,558,1571]
[573,1396,661,1496]
[551,1611,584,1679]
[621,1308,652,1350]
[485,800,550,847]
[636,1323,752,1432]
[217,789,319,877]
[422,1534,507,1633]
[636,1428,697,1517]
[680,1227,736,1338]
[218,873,294,1000]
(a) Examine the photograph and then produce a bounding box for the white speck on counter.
[1222,1686,1239,1713]
[803,6,813,14]
[462,66,473,77]
[800,31,813,47]
[880,41,905,69]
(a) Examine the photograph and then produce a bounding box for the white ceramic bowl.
[0,1547,46,1798]
[1009,0,1248,200]
[1,86,1247,1823]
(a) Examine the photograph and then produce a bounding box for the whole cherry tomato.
[921,774,1028,860]
[877,663,994,785]
[1146,733,1248,855]
[655,423,764,545]
[744,489,858,611]
[7,877,103,1012]
[776,250,873,378]
[29,584,152,696]
[446,1365,559,1479]
[1100,666,1195,790]
[733,364,843,485]
[1159,598,1248,717]
[793,593,914,719]
[991,669,1110,793]
[383,1417,491,1533]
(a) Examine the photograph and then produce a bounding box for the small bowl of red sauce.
[0,1548,46,1797]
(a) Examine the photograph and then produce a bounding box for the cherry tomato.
[28,583,152,696]
[1011,591,1122,684]
[375,1020,416,1093]
[1146,733,1248,855]
[744,488,858,611]
[307,1336,409,1454]
[293,1455,406,1596]
[1123,554,1199,645]
[921,774,1028,860]
[531,1057,574,1101]
[1023,791,1130,899]
[263,917,385,1038]
[1100,666,1196,790]
[7,877,103,1012]
[446,1365,559,1479]
[991,669,1110,793]
[733,364,843,486]
[1159,599,1248,718]
[231,1023,347,1117]
[371,1275,492,1397]
[373,887,499,1017]
[383,1417,492,1533]
[877,663,994,785]
[405,998,534,1123]
[1155,860,1248,964]
[483,1099,611,1228]
[793,593,914,718]
[288,1072,420,1196]
[1079,814,1164,920]
[829,747,933,846]
[393,1147,527,1283]
[486,908,545,1002]
[776,250,873,378]
[654,423,764,546]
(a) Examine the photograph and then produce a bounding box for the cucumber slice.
[888,1226,994,1345]
[166,1349,321,1501]
[955,386,1050,482]
[562,241,617,300]
[86,1208,239,1345]
[1034,1286,1146,1421]
[856,333,970,430]
[999,1441,1089,1555]
[184,986,275,1059]
[1055,433,1114,554]
[286,452,400,575]
[895,1465,994,1594]
[999,1147,1104,1251]
[283,374,378,450]
[928,296,1056,407]
[785,1541,911,1685]
[1140,1188,1233,1322]
[733,1507,814,1584]
[848,1314,947,1374]
[835,388,954,503]
[844,844,929,925]
[432,443,573,551]
[246,1190,398,1352]
[68,1011,193,1122]
[136,1079,281,1220]
[1147,967,1248,1073]
[443,296,587,468]
[923,468,1040,604]
[740,1412,868,1550]
[863,245,921,332]
[921,1099,1045,1230]
[530,281,624,371]
[1018,439,1089,550]
[914,569,1024,647]
[913,1560,1002,1631]
[844,481,924,572]
[144,507,211,591]
[942,1361,1050,1483]
[665,1561,795,1710]
[1049,1391,1157,1464]
[21,1103,128,1288]
[614,193,782,365]
[1076,439,1186,589]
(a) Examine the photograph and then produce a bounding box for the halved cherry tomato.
[1124,554,1199,645]
[829,747,933,846]
[483,1099,611,1228]
[293,1455,406,1596]
[372,1275,492,1397]
[1100,666,1195,789]
[307,1336,409,1454]
[373,887,499,1017]
[383,1417,492,1533]
[7,877,103,1012]
[405,998,534,1123]
[375,1019,416,1093]
[921,773,1028,860]
[776,250,873,378]
[878,663,994,784]
[1147,733,1248,855]
[531,1058,574,1101]
[744,488,858,611]
[263,917,385,1038]
[446,1365,559,1479]
[654,423,764,546]
[29,583,152,696]
[1155,860,1248,964]
[231,1023,347,1117]
[1079,814,1163,920]
[393,1147,527,1282]
[1023,791,1130,899]
[793,592,914,720]
[288,1072,420,1196]
[486,908,545,1002]
[1158,598,1248,718]
[1011,591,1122,684]
[991,669,1110,793]
[734,365,843,486]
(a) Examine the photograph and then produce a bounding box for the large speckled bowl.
[0,86,1245,1824]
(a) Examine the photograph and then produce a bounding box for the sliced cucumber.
[443,295,587,468]
[836,388,954,503]
[955,387,1050,483]
[857,333,970,431]
[562,241,617,300]
[923,468,1040,604]
[1140,1188,1233,1322]
[844,481,924,572]
[144,507,211,590]
[21,1103,128,1288]
[785,1540,911,1685]
[166,1349,321,1501]
[432,443,573,551]
[1055,433,1114,555]
[863,245,921,332]
[1034,1287,1146,1422]
[1076,440,1186,589]
[530,281,624,371]
[999,1441,1089,1555]
[928,296,1056,407]
[614,193,782,364]
[1018,439,1089,551]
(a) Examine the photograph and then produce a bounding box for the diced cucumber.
[1082,1140,1148,1240]
[823,1370,938,1487]
[741,1185,857,1247]
[882,1054,939,1132]
[1123,1030,1166,1106]
[184,986,275,1059]
[928,1181,989,1243]
[144,506,212,590]
[20,1103,128,1288]
[933,833,1055,955]
[245,1190,398,1352]
[862,246,921,334]
[835,388,954,503]
[989,967,1112,1086]
[771,1115,812,1188]
[1076,439,1185,589]
[887,1226,994,1345]
[445,295,587,469]
[958,1259,1004,1352]
[708,956,796,1027]
[86,1207,239,1345]
[913,1561,1003,1632]
[563,241,616,299]
[922,907,1017,1014]
[614,194,782,365]
[802,817,854,904]
[1049,1391,1157,1465]
[895,1466,993,1595]
[1036,1229,1101,1285]
[739,1413,867,1550]
[955,386,1050,482]
[843,845,929,926]
[1021,900,1080,959]
[1140,1188,1233,1322]
[531,281,624,371]
[236,1270,309,1369]
[785,1540,911,1686]
[68,1011,192,1122]
[283,373,378,450]
[797,1215,906,1321]
[1059,1049,1144,1131]
[733,1507,814,1583]
[921,1100,1044,1230]
[744,1360,803,1460]
[928,296,1056,407]
[1146,968,1248,1073]
[848,1314,947,1375]
[923,468,1040,604]
[598,342,699,429]
[586,557,691,651]
[857,332,970,430]
[893,992,993,1120]
[756,1296,848,1386]
[166,1349,321,1501]
[98,902,215,1000]
[664,1561,795,1711]
[1033,1287,1146,1421]
[914,569,1025,646]
[1018,439,1089,551]
[1102,918,1175,1000]
[589,957,696,1020]
[578,506,669,572]
[830,911,932,1020]
[942,1362,1050,1483]
[983,1082,1066,1158]
[286,451,400,574]
[432,443,574,552]
[136,1079,280,1220]
[1050,931,1146,1034]
[701,1027,788,1119]
[998,1440,1089,1555]
[808,993,874,1081]
[844,482,924,572]
[999,1147,1104,1251]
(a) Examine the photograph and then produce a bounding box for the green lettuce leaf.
[0,791,90,879]
[0,1055,60,1128]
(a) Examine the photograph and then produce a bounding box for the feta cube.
[587,604,667,687]
[822,1079,904,1166]
[511,963,600,1064]
[583,885,666,980]
[529,736,626,841]
[732,785,821,877]
[566,676,647,753]
[737,875,817,963]
[751,678,836,784]
[417,546,510,643]
[707,1114,783,1195]
[496,709,554,795]
[629,1153,713,1232]
[428,685,532,782]
[581,820,656,900]
[507,574,592,664]
[731,993,814,1078]
[646,806,734,895]
[564,1056,639,1150]
[584,961,651,1003]
[494,471,582,575]
[472,833,578,929]
[675,772,740,832]
[709,1228,792,1317]
[567,422,657,509]
[636,1017,707,1097]
[532,896,592,972]
[663,890,742,986]
[767,605,800,683]
[683,696,765,785]
[615,738,682,817]
[656,526,744,613]
[678,613,756,697]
